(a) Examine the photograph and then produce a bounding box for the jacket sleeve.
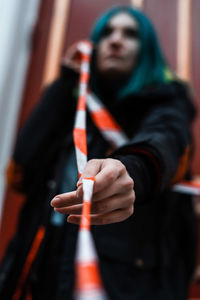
[112,82,196,202]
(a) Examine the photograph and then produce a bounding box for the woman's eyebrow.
[108,23,138,30]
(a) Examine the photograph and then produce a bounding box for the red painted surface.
[143,0,177,69]
[18,0,55,129]
[64,0,130,50]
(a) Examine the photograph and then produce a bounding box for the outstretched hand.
[51,158,135,225]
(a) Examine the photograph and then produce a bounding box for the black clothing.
[0,67,197,300]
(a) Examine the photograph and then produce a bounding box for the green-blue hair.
[89,5,174,98]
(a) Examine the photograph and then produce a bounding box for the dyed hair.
[89,5,174,98]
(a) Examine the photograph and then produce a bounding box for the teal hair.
[89,5,174,98]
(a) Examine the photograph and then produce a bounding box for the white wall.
[0,0,41,228]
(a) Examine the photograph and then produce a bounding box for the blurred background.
[0,0,199,298]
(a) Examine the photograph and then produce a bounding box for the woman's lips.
[106,53,123,60]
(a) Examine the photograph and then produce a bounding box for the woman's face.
[96,12,140,79]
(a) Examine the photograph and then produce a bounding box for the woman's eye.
[125,28,139,39]
[102,27,113,37]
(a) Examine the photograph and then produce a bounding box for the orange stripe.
[77,95,86,111]
[82,53,90,62]
[80,202,91,230]
[73,128,87,156]
[85,176,95,181]
[91,109,121,130]
[75,261,103,290]
[80,72,89,83]
[171,146,190,184]
[12,226,45,300]
[181,180,200,189]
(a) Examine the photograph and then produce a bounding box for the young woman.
[0,6,196,300]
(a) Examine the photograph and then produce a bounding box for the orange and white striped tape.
[87,92,128,148]
[173,180,200,196]
[74,178,107,300]
[73,41,108,300]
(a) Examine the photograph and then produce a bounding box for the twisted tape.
[73,41,108,300]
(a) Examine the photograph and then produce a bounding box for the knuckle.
[88,158,98,165]
[123,206,134,220]
[113,159,126,172]
[106,158,124,169]
[107,171,116,182]
[127,193,135,206]
[120,162,126,173]
[105,169,115,182]
[124,177,134,190]
[105,158,113,163]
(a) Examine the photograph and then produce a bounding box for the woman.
[0,5,196,300]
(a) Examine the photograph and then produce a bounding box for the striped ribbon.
[73,41,108,300]
[173,180,200,196]
[73,40,130,300]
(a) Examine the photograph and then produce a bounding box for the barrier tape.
[73,41,108,300]
[173,180,200,196]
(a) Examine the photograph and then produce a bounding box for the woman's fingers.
[54,203,83,215]
[51,158,135,224]
[92,172,134,202]
[78,158,129,194]
[53,190,135,216]
[67,205,134,225]
[51,191,79,208]
[91,191,135,214]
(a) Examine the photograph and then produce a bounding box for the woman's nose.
[109,30,123,44]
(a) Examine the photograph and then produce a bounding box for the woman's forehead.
[107,12,139,29]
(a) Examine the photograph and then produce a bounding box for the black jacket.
[0,67,197,300]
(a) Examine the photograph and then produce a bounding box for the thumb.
[76,159,103,186]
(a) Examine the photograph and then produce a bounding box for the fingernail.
[67,216,77,224]
[67,216,73,223]
[50,197,61,207]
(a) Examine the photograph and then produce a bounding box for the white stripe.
[76,229,97,262]
[173,184,200,195]
[83,179,94,203]
[75,289,108,300]
[77,42,92,55]
[87,93,129,148]
[74,110,86,129]
[102,130,128,148]
[79,82,87,97]
[75,146,87,174]
[80,61,89,73]
[87,93,102,112]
